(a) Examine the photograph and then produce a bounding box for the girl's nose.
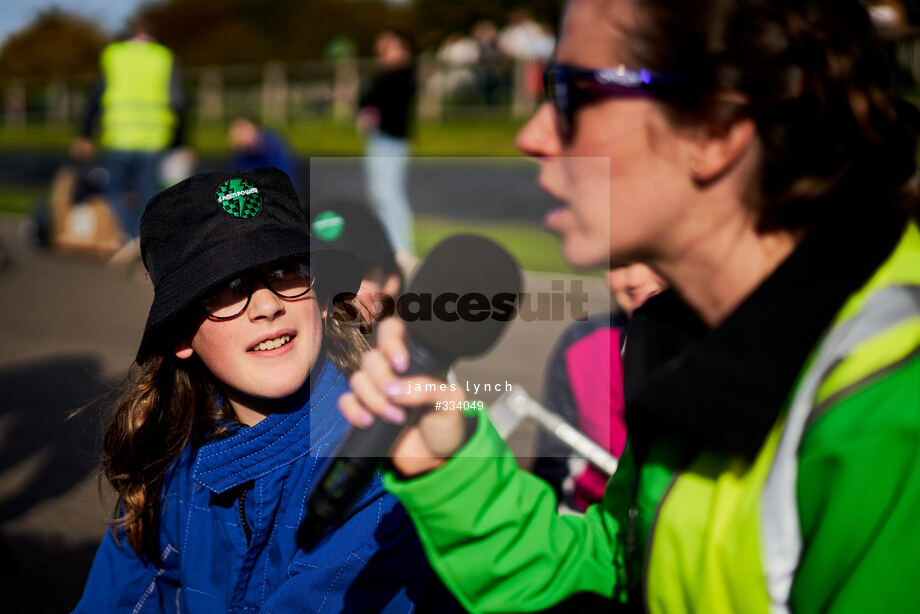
[248,282,285,321]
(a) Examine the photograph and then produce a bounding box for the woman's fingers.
[345,350,404,424]
[376,317,409,373]
[340,317,471,474]
[382,374,463,408]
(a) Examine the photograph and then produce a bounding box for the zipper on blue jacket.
[238,483,253,547]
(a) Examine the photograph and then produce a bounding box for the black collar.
[624,208,906,462]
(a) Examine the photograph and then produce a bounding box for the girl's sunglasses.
[543,63,684,143]
[200,256,316,320]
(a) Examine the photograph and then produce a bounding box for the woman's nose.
[516,102,563,159]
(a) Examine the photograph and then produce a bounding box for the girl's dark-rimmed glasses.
[200,257,315,320]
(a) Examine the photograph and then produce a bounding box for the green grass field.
[0,117,527,158]
[414,215,580,274]
[0,186,44,215]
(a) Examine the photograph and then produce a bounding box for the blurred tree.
[136,0,411,65]
[0,8,107,80]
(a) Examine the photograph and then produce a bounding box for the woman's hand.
[338,317,469,477]
[356,107,381,133]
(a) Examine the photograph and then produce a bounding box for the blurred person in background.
[533,264,664,513]
[498,8,556,100]
[358,29,417,264]
[338,0,920,611]
[228,115,296,182]
[865,0,910,33]
[472,20,505,105]
[498,8,554,61]
[72,17,184,262]
[863,0,913,88]
[310,200,404,334]
[437,32,481,97]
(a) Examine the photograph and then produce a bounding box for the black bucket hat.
[137,167,361,360]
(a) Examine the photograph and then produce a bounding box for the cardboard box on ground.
[49,167,123,257]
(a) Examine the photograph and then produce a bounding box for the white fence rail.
[1,54,545,129]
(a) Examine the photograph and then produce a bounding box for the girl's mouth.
[249,334,293,352]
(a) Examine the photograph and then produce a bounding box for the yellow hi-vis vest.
[100,40,176,152]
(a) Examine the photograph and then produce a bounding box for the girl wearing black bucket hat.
[74,168,453,613]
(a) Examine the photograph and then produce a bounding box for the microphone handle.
[299,342,449,549]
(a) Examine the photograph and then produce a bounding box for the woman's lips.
[543,206,567,232]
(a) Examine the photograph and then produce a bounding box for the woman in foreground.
[341,0,920,611]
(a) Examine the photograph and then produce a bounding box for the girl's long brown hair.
[103,296,368,562]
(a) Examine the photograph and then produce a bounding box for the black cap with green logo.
[310,200,399,276]
[137,167,361,360]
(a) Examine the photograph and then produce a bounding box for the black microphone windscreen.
[402,234,521,363]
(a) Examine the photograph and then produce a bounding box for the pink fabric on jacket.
[564,327,626,509]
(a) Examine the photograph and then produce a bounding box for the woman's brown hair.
[624,0,919,229]
[102,295,368,562]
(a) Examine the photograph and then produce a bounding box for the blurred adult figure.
[863,0,912,87]
[73,18,184,250]
[228,116,296,182]
[358,30,416,262]
[499,10,556,103]
[437,33,480,97]
[338,0,920,611]
[865,0,910,33]
[498,9,554,61]
[534,265,664,513]
[473,20,505,104]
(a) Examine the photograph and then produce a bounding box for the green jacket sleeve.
[383,412,625,613]
[792,356,920,613]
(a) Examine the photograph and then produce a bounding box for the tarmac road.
[0,153,559,224]
[0,215,611,612]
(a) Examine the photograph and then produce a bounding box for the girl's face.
[175,278,324,424]
[608,263,665,316]
[516,0,698,268]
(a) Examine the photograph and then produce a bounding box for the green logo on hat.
[216,177,262,219]
[312,210,345,241]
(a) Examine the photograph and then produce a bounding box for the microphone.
[299,234,522,548]
[489,385,619,476]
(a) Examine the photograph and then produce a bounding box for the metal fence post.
[511,59,537,119]
[4,81,26,128]
[197,67,224,124]
[262,61,288,126]
[333,57,358,120]
[46,80,69,125]
[417,52,442,122]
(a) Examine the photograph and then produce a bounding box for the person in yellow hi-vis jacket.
[73,18,184,250]
[338,0,920,612]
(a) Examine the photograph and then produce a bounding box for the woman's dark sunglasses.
[543,63,683,142]
[200,257,316,320]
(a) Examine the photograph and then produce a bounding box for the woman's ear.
[688,116,756,184]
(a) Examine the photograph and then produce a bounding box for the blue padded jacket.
[74,357,446,613]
